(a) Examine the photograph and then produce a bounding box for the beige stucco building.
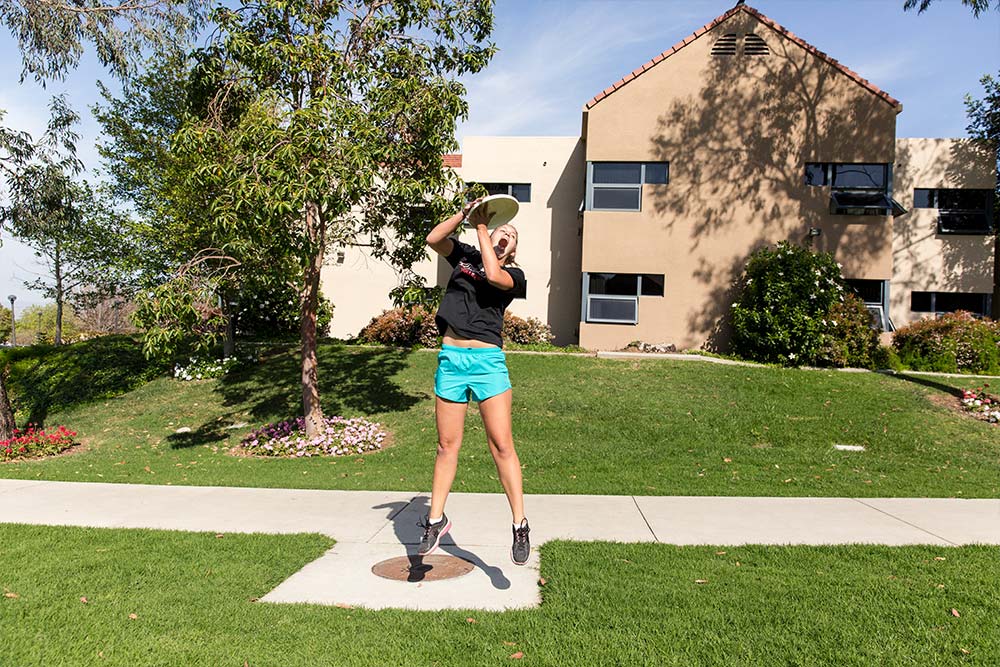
[322,4,995,351]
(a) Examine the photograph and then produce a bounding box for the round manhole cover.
[371,555,475,582]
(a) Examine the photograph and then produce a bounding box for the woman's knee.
[437,435,462,457]
[487,437,516,459]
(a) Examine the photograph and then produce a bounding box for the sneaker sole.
[418,520,451,556]
[510,547,529,566]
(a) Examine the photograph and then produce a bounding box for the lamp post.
[6,295,15,346]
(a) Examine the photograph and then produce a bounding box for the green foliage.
[815,294,882,369]
[131,274,229,360]
[731,241,854,366]
[389,275,444,311]
[502,312,554,346]
[0,306,11,343]
[1,334,170,425]
[964,71,1000,318]
[357,306,439,347]
[872,345,905,372]
[892,311,1000,374]
[234,273,334,339]
[0,0,206,82]
[16,303,84,343]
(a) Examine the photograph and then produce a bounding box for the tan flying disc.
[465,194,519,230]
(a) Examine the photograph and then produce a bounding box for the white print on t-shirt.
[457,259,486,281]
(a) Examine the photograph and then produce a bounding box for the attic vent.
[744,33,770,56]
[710,33,738,56]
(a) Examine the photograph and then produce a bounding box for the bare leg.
[478,389,525,523]
[430,396,468,519]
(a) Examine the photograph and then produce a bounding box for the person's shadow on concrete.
[373,497,511,590]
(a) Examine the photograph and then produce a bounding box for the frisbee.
[465,194,519,230]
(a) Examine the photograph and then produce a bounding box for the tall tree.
[0,0,206,81]
[964,72,1000,318]
[170,0,495,438]
[903,0,999,16]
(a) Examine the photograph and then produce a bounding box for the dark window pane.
[845,279,884,304]
[832,164,886,190]
[805,163,827,186]
[589,273,639,296]
[935,292,990,315]
[910,292,932,312]
[640,274,665,296]
[830,191,892,215]
[937,188,991,211]
[939,211,991,234]
[593,186,641,210]
[644,163,668,184]
[593,163,641,184]
[510,184,531,202]
[480,183,508,196]
[913,189,934,208]
[589,297,637,323]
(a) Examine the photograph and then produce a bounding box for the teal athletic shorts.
[434,344,512,403]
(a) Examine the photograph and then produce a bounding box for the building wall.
[579,10,899,350]
[891,138,995,328]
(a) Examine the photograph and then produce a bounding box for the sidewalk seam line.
[365,496,419,543]
[851,498,957,546]
[632,496,659,542]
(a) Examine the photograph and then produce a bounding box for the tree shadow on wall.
[646,20,898,349]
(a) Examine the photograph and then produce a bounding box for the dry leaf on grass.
[465,617,477,624]
[960,648,970,655]
[715,551,726,555]
[951,608,961,618]
[538,577,547,586]
[128,613,138,620]
[694,579,708,584]
[335,602,353,609]
[934,557,946,561]
[509,652,524,660]
[215,534,225,539]
[80,597,88,604]
[4,592,19,599]
[723,458,732,463]
[503,641,517,647]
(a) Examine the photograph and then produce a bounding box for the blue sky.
[2,0,998,311]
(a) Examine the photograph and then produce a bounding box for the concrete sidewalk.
[2,479,997,611]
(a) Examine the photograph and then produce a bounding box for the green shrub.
[731,241,862,366]
[357,306,439,347]
[872,345,904,371]
[234,273,333,339]
[815,295,881,368]
[892,311,1000,374]
[502,313,554,345]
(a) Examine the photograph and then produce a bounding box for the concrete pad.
[857,498,1000,545]
[634,496,951,546]
[261,541,540,611]
[367,492,655,546]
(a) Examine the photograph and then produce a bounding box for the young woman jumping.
[419,197,530,565]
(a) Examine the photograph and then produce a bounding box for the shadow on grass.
[880,370,964,399]
[4,335,171,427]
[163,342,428,449]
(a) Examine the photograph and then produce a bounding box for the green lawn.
[1,523,997,666]
[2,341,998,497]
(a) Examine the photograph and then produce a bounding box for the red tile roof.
[442,153,463,168]
[584,4,901,111]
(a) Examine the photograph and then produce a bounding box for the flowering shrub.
[892,311,999,374]
[503,313,554,345]
[960,385,1000,424]
[1,423,77,461]
[357,306,439,347]
[731,241,875,367]
[240,416,387,457]
[173,354,255,381]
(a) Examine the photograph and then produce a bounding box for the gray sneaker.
[417,513,451,556]
[511,518,530,565]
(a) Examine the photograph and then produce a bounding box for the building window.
[913,188,993,234]
[845,279,893,331]
[910,291,991,317]
[805,162,896,216]
[587,162,669,212]
[582,272,664,324]
[469,182,531,203]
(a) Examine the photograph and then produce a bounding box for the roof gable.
[584,4,901,112]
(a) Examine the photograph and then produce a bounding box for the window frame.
[804,162,894,216]
[586,162,670,212]
[581,272,664,324]
[845,279,893,332]
[910,291,992,317]
[467,182,531,203]
[913,188,994,235]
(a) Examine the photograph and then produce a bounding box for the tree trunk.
[54,242,63,345]
[300,201,325,439]
[0,365,16,441]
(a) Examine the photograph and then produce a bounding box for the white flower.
[788,353,797,360]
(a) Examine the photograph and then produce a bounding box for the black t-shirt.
[435,238,527,347]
